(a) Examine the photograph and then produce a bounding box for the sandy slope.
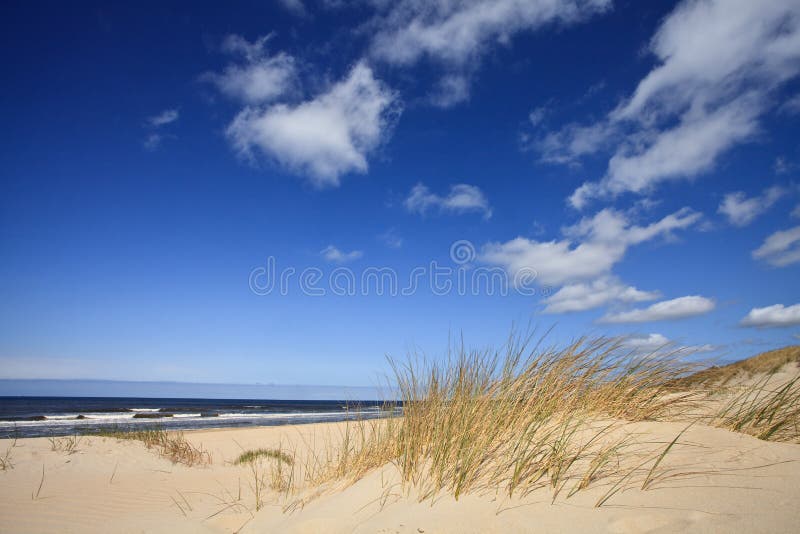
[1,417,799,533]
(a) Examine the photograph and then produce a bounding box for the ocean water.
[0,397,393,438]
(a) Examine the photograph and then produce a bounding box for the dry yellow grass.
[235,448,295,466]
[285,337,800,507]
[78,340,800,509]
[93,428,212,467]
[292,334,705,504]
[713,373,800,442]
[48,435,82,454]
[680,345,800,386]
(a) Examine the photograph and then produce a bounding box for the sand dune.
[3,346,800,533]
[1,417,799,533]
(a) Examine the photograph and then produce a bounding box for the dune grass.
[0,445,13,471]
[72,336,800,509]
[714,373,800,442]
[93,427,212,467]
[48,434,82,454]
[680,345,800,386]
[1,431,19,471]
[235,448,295,466]
[296,333,703,503]
[666,344,800,442]
[234,447,296,510]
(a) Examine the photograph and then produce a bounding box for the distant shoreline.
[0,378,389,401]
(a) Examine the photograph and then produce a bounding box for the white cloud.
[379,228,403,249]
[405,183,492,218]
[598,296,715,324]
[621,333,671,352]
[481,207,700,286]
[370,0,611,66]
[740,303,800,328]
[793,204,800,218]
[528,106,548,126]
[226,62,400,187]
[780,93,800,114]
[428,74,471,108]
[621,333,717,354]
[605,97,760,195]
[774,157,793,175]
[752,225,800,267]
[143,133,164,151]
[277,0,306,16]
[568,97,764,208]
[147,109,179,127]
[368,0,611,105]
[220,34,271,60]
[534,120,616,167]
[321,245,363,263]
[718,185,786,226]
[535,0,800,208]
[143,109,179,149]
[204,34,297,104]
[543,276,659,313]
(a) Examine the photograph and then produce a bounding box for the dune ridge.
[1,341,800,533]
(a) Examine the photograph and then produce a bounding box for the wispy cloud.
[321,245,363,263]
[405,183,492,218]
[774,157,794,175]
[379,228,403,249]
[718,185,786,227]
[143,108,179,150]
[780,93,800,114]
[203,34,297,104]
[147,108,179,127]
[481,207,699,287]
[528,0,800,208]
[277,0,306,17]
[143,133,164,151]
[740,303,800,328]
[370,0,611,67]
[598,296,715,324]
[752,226,800,267]
[621,333,717,355]
[428,74,471,108]
[368,0,611,106]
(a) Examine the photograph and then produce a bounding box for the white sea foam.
[216,411,366,420]
[0,407,391,434]
[83,413,136,420]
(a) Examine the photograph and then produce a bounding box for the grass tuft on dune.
[287,336,800,507]
[235,448,295,466]
[93,427,212,467]
[79,337,800,508]
[298,333,705,502]
[681,345,800,386]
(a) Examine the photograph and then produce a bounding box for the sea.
[0,397,393,438]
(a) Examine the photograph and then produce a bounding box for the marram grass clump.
[93,427,211,467]
[235,448,295,466]
[300,334,704,502]
[713,373,800,442]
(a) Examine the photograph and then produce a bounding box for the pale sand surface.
[1,417,799,533]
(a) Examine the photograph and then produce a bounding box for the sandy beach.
[5,0,800,530]
[1,414,799,533]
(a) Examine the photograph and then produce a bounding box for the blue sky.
[1,0,799,394]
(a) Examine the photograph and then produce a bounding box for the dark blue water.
[0,397,393,438]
